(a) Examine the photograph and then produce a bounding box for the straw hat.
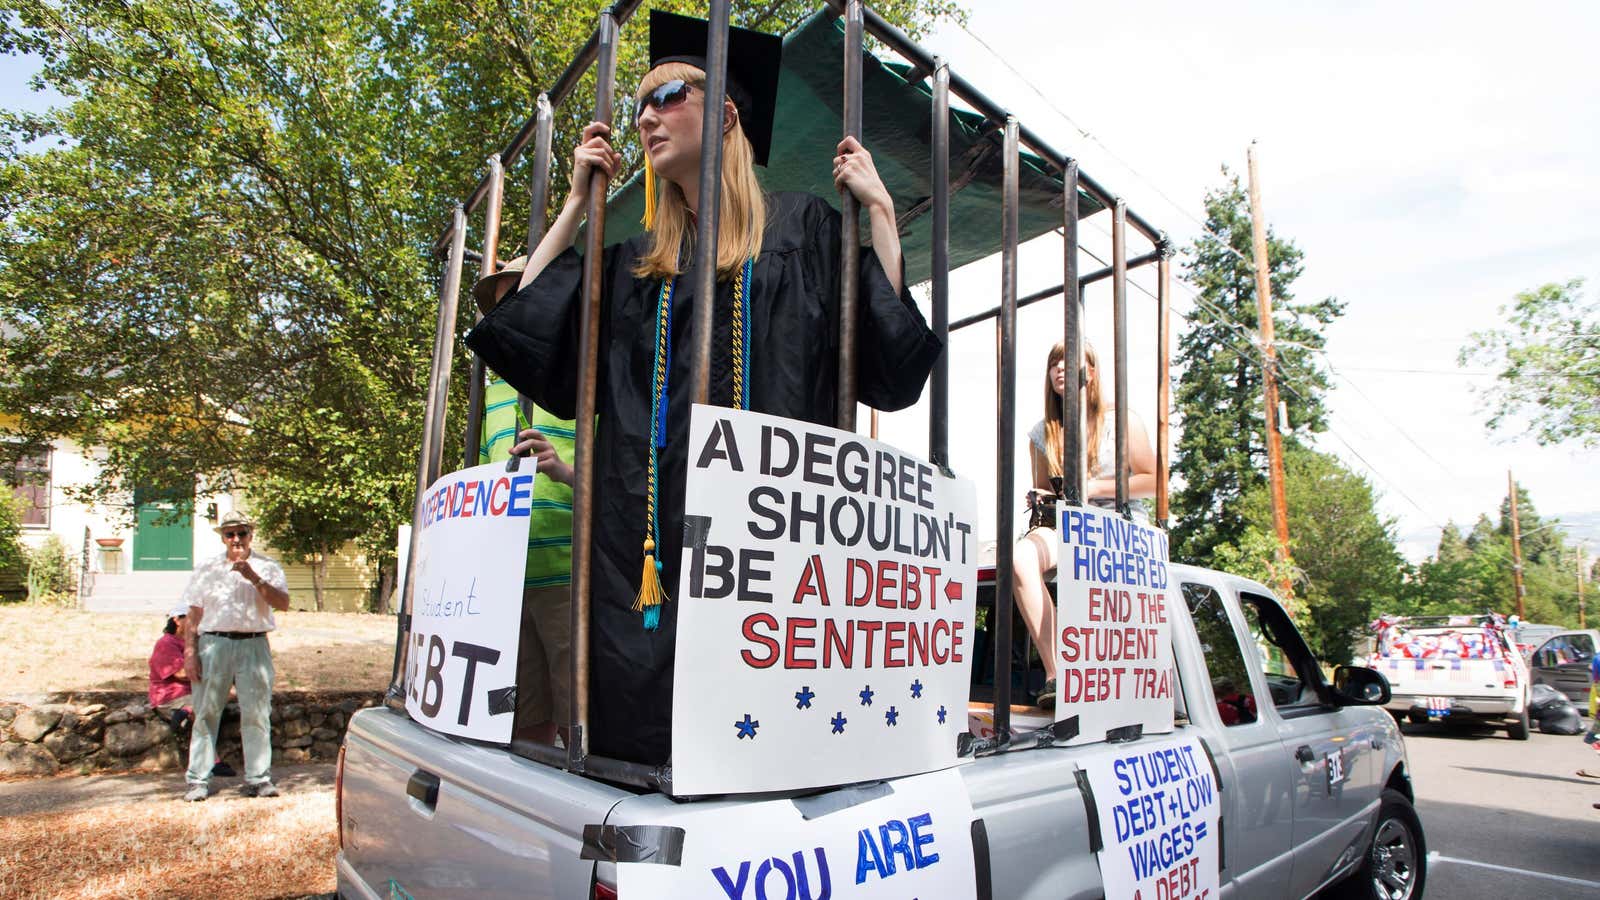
[213,509,256,534]
[470,255,529,315]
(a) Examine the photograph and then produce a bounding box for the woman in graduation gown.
[466,11,940,766]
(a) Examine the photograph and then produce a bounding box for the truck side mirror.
[1332,665,1391,706]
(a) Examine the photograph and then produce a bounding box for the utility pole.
[1247,143,1293,601]
[1578,544,1587,629]
[1507,469,1526,619]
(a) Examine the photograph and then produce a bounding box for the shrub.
[25,535,77,605]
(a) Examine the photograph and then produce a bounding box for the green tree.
[1400,489,1585,626]
[0,0,963,612]
[1463,278,1599,447]
[1214,447,1402,663]
[1170,171,1344,564]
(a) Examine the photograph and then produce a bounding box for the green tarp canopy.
[598,9,1100,285]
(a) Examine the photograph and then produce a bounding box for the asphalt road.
[1401,718,1600,899]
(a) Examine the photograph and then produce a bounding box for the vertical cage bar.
[389,206,468,696]
[993,117,1020,742]
[836,0,864,430]
[1062,161,1083,507]
[928,60,950,468]
[1111,200,1130,516]
[568,6,619,770]
[463,154,506,469]
[689,0,733,405]
[520,94,556,426]
[1156,250,1172,528]
[525,94,556,258]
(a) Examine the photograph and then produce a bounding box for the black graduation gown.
[465,191,941,764]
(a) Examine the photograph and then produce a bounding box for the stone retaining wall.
[0,690,383,778]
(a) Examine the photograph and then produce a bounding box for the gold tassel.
[641,156,658,229]
[634,538,668,629]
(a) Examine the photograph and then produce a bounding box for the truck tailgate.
[338,706,632,899]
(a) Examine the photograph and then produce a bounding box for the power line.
[964,23,1458,530]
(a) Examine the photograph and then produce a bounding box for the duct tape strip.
[579,824,686,866]
[1195,735,1226,871]
[1196,734,1225,792]
[1105,723,1143,743]
[971,818,993,900]
[486,685,516,716]
[1050,714,1081,743]
[792,781,893,820]
[682,514,712,551]
[1073,767,1103,853]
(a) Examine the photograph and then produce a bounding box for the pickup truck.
[336,563,1423,900]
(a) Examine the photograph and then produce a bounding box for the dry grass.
[0,606,394,697]
[0,787,335,899]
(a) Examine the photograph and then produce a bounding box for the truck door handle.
[1295,745,1315,764]
[407,769,440,809]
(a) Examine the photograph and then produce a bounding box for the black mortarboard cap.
[648,9,783,166]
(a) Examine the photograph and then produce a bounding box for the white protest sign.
[402,460,535,743]
[618,767,977,899]
[672,406,980,795]
[1076,734,1221,900]
[1055,506,1176,743]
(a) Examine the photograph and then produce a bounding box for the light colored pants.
[186,633,274,786]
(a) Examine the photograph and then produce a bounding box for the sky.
[868,0,1600,557]
[3,2,1596,560]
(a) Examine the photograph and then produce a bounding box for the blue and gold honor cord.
[636,257,755,630]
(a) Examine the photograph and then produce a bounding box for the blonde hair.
[1041,341,1104,480]
[632,62,766,279]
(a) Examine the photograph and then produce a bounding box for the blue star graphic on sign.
[794,686,815,709]
[885,706,900,726]
[734,714,759,740]
[937,705,948,724]
[831,712,847,734]
[859,685,874,706]
[910,679,924,699]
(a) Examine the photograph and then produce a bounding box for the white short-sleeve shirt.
[182,551,288,633]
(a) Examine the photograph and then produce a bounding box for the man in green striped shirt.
[475,258,577,746]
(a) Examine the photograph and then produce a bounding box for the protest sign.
[402,461,535,743]
[1055,506,1176,743]
[617,767,977,899]
[672,406,980,795]
[1077,734,1222,900]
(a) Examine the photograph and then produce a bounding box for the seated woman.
[1012,342,1156,708]
[466,11,940,764]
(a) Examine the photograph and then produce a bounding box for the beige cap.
[470,255,529,315]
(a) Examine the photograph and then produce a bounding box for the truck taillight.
[592,882,618,900]
[1504,676,1518,688]
[335,742,347,850]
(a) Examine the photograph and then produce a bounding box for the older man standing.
[181,510,290,801]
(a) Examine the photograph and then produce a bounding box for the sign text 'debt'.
[1055,506,1176,744]
[672,406,979,795]
[403,461,533,744]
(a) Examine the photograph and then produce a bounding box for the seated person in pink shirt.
[149,602,233,776]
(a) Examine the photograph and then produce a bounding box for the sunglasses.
[634,79,697,123]
[222,529,251,539]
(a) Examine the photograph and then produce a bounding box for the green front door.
[132,490,194,571]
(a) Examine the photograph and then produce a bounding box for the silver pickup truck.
[335,564,1423,900]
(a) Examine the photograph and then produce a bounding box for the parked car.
[1527,629,1599,704]
[337,565,1423,900]
[1507,622,1564,660]
[1370,615,1530,739]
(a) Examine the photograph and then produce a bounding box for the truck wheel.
[1330,788,1426,900]
[1508,706,1530,741]
[1407,709,1428,726]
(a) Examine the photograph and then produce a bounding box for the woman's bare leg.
[1012,527,1060,682]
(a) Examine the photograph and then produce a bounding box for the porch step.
[82,571,194,614]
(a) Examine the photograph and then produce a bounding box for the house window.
[11,447,50,528]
